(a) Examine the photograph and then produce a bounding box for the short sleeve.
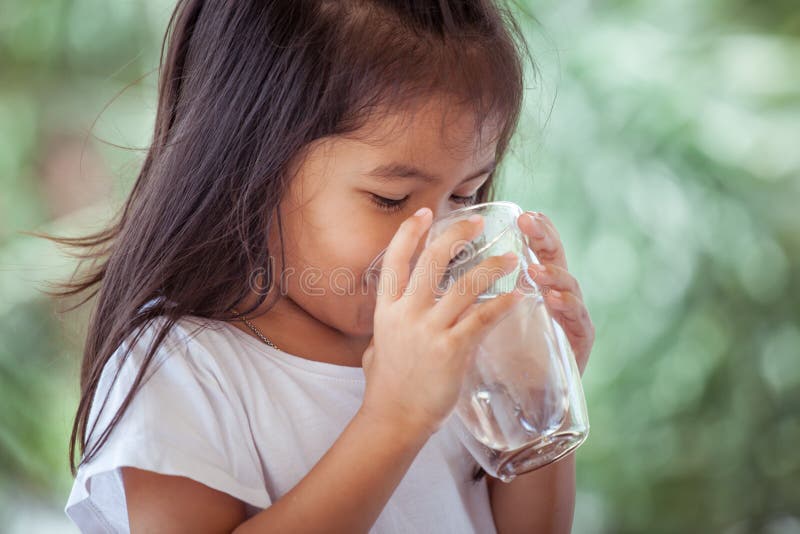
[64,316,272,533]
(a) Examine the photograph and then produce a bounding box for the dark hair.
[34,0,532,484]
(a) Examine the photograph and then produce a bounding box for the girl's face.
[267,97,499,338]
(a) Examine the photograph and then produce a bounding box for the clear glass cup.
[363,200,589,482]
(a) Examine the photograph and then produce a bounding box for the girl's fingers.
[517,211,568,270]
[377,207,432,307]
[543,289,595,373]
[406,215,483,310]
[528,263,583,300]
[544,289,586,325]
[449,289,525,348]
[432,251,520,328]
[517,211,595,373]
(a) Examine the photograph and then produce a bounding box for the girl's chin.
[352,300,376,336]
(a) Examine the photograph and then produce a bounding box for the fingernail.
[415,207,431,218]
[468,214,483,224]
[549,289,561,298]
[532,264,546,272]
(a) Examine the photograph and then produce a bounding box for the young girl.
[58,1,595,532]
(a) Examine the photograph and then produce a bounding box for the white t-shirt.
[64,313,497,533]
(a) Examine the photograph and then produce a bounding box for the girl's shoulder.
[66,311,272,532]
[88,312,254,449]
[110,309,254,395]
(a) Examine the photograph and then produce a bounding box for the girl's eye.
[369,194,409,213]
[369,193,478,213]
[451,193,478,206]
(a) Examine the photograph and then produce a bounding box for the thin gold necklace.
[231,307,279,351]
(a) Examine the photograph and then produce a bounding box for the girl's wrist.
[356,401,438,444]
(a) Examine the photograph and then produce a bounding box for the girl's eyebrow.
[365,160,496,184]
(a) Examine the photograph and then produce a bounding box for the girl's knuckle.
[474,305,495,327]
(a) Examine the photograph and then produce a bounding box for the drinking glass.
[363,200,589,482]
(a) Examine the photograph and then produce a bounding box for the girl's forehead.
[296,112,496,189]
[347,97,500,160]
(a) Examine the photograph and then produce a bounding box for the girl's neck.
[228,294,371,368]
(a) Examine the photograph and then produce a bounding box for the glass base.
[493,430,587,482]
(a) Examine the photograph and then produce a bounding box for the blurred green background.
[1,0,798,532]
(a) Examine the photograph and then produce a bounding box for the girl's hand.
[360,208,525,437]
[517,211,595,375]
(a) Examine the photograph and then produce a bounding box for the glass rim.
[429,200,524,227]
[429,200,525,259]
[364,200,526,278]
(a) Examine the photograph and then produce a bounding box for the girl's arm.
[487,454,576,534]
[234,407,432,533]
[124,405,433,533]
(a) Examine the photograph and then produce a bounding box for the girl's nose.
[414,202,461,256]
[430,200,459,224]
